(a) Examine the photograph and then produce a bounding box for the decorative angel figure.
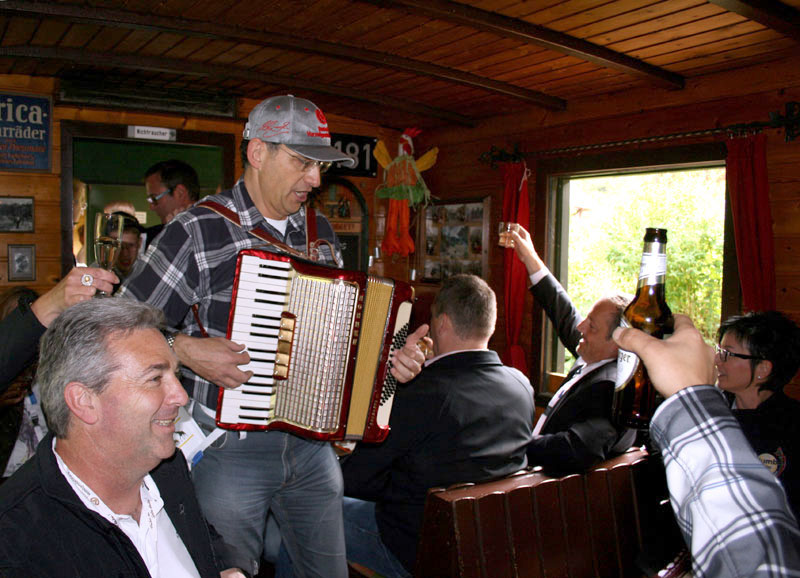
[374,128,438,257]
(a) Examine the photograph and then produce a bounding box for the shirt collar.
[52,438,164,526]
[424,348,489,367]
[235,177,307,238]
[574,356,615,374]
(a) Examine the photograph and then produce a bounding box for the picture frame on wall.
[8,244,36,282]
[417,196,490,284]
[0,196,35,233]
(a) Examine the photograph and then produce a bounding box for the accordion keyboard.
[219,256,292,425]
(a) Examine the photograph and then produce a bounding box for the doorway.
[60,121,235,274]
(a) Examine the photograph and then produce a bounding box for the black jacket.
[526,273,633,474]
[732,390,800,520]
[0,433,225,577]
[341,350,534,571]
[0,300,44,389]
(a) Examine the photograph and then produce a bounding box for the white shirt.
[53,440,201,578]
[532,357,613,436]
[266,216,289,236]
[2,383,47,477]
[529,266,549,286]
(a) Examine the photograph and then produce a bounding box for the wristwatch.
[164,331,180,349]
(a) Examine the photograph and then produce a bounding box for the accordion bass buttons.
[274,313,296,380]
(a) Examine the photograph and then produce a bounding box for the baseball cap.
[243,95,356,168]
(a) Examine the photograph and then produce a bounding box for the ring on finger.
[81,273,94,287]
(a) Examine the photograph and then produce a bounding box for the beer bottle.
[613,228,674,429]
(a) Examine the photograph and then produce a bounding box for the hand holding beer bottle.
[613,228,674,429]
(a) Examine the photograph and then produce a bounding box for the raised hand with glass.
[93,212,125,297]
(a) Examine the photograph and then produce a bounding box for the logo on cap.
[305,108,330,140]
[257,120,290,140]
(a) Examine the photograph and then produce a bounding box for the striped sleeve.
[650,385,800,578]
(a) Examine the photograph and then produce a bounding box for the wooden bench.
[413,447,684,578]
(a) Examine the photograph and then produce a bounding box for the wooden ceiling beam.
[0,45,475,126]
[364,0,685,90]
[0,0,565,110]
[708,0,800,43]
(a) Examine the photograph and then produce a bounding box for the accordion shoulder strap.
[196,199,306,260]
[306,206,318,251]
[197,199,339,266]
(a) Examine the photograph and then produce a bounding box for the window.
[530,142,738,382]
[549,167,726,373]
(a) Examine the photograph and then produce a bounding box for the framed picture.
[8,244,36,282]
[0,196,35,232]
[417,197,490,283]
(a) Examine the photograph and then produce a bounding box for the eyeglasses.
[715,344,764,363]
[147,187,174,204]
[281,146,332,174]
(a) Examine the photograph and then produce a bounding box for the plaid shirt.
[650,385,800,577]
[119,178,342,408]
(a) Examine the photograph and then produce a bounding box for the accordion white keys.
[216,249,415,443]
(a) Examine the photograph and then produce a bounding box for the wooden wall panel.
[772,200,800,238]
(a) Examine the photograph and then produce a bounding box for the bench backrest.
[415,447,678,577]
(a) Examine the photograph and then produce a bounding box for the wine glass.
[93,212,125,297]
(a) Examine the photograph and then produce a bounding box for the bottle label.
[615,318,640,390]
[638,251,666,285]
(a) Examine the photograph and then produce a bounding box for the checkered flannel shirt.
[119,178,343,409]
[650,385,800,577]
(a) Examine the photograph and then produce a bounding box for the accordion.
[216,249,414,443]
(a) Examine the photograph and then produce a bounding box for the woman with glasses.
[716,310,800,518]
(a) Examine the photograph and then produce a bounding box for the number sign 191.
[330,134,378,178]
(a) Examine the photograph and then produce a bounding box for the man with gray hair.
[340,274,534,577]
[0,299,244,577]
[508,225,635,475]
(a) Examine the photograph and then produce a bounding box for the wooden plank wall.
[420,54,800,398]
[0,75,406,299]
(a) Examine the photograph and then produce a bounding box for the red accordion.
[216,249,414,443]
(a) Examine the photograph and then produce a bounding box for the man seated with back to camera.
[613,313,800,577]
[0,298,244,577]
[340,274,535,577]
[507,225,635,474]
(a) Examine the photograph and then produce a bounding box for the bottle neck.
[636,241,667,288]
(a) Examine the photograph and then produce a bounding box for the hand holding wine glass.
[93,212,125,297]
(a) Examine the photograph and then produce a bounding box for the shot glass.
[498,222,520,248]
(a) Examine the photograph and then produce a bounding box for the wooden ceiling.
[1,0,799,130]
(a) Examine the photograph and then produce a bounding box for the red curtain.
[499,161,530,374]
[726,134,776,312]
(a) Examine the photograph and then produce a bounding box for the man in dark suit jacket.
[340,274,534,577]
[509,225,635,475]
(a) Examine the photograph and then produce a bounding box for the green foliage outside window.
[561,168,726,371]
